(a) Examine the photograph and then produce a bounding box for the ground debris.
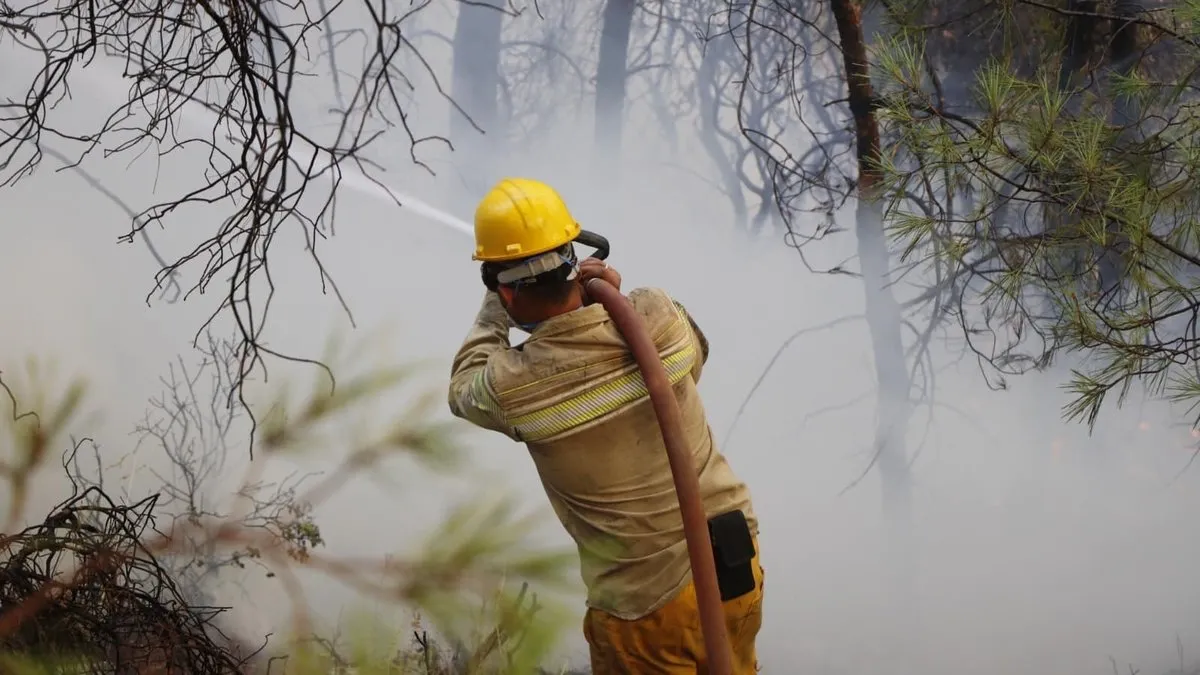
[0,486,253,674]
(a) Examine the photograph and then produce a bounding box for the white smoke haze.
[2,1,1199,673]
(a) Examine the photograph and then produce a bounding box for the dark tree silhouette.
[410,3,593,199]
[449,0,509,205]
[594,0,637,179]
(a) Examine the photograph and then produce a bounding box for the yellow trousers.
[583,550,764,674]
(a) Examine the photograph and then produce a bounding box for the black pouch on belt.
[706,509,756,602]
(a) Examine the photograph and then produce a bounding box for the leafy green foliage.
[872,0,1200,430]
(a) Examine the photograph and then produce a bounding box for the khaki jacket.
[447,288,757,620]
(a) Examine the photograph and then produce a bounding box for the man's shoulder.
[627,286,678,313]
[484,315,624,395]
[627,286,673,301]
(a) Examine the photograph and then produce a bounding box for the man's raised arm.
[447,291,519,439]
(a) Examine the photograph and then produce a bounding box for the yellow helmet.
[472,178,581,262]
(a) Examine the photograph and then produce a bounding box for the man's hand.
[577,258,621,304]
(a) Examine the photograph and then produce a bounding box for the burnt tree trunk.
[830,0,923,665]
[450,0,505,208]
[594,0,636,181]
[830,0,911,529]
[829,2,915,647]
[1058,0,1099,91]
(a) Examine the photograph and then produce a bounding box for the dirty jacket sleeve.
[447,291,520,440]
[670,298,710,384]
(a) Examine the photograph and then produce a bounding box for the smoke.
[2,2,1200,674]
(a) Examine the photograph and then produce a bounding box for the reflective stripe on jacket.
[447,287,757,620]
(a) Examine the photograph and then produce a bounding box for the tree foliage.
[871,0,1200,430]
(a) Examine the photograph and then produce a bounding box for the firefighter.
[447,177,764,674]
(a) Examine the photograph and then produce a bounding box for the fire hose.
[575,234,736,675]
